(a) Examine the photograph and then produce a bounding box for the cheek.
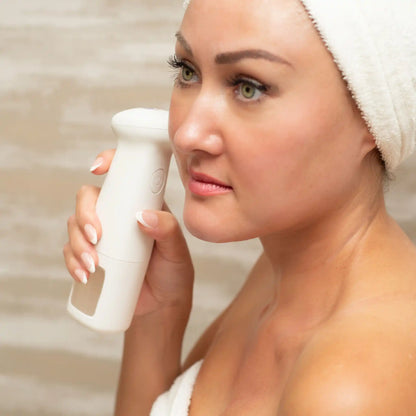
[229,119,313,193]
[275,89,364,178]
[228,108,363,231]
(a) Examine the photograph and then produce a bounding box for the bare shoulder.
[279,306,416,415]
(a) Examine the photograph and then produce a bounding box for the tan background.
[0,1,414,415]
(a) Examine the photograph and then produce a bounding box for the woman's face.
[169,0,374,243]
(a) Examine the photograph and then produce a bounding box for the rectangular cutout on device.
[70,266,105,316]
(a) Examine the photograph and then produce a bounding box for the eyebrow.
[175,31,292,68]
[175,32,193,56]
[215,49,292,67]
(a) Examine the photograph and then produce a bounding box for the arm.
[115,306,190,416]
[114,210,194,416]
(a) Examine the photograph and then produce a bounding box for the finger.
[136,210,190,264]
[67,215,99,274]
[89,148,116,175]
[63,242,89,285]
[75,185,102,244]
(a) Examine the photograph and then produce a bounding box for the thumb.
[136,209,190,264]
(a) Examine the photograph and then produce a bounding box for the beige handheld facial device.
[67,108,171,332]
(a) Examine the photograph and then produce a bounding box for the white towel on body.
[150,360,203,416]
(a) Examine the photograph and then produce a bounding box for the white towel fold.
[150,360,203,416]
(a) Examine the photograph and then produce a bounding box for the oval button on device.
[151,168,166,194]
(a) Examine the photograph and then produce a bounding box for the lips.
[188,169,233,196]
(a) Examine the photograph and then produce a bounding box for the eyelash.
[167,55,186,71]
[167,55,271,102]
[167,55,196,88]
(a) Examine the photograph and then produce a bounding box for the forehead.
[180,0,314,56]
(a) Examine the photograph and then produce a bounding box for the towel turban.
[182,0,416,171]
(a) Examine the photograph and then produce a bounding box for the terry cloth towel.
[298,0,416,172]
[150,360,203,416]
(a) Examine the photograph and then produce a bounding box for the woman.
[63,0,416,414]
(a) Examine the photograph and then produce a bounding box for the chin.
[184,216,227,243]
[183,209,258,243]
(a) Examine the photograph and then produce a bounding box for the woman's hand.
[63,149,194,318]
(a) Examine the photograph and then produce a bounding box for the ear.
[361,129,385,176]
[358,119,377,158]
[361,132,377,157]
[348,95,377,159]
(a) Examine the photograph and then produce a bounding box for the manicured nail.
[84,224,98,245]
[75,269,88,285]
[136,210,158,229]
[90,157,104,172]
[81,252,96,274]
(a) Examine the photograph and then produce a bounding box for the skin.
[63,0,416,414]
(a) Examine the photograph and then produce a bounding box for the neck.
[260,183,387,331]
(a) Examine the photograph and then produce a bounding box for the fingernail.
[75,269,88,285]
[136,210,158,229]
[90,157,104,172]
[84,224,98,245]
[81,252,96,274]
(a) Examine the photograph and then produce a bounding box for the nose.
[171,91,225,156]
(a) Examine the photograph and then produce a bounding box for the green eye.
[182,67,195,82]
[241,83,257,100]
[229,76,269,102]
